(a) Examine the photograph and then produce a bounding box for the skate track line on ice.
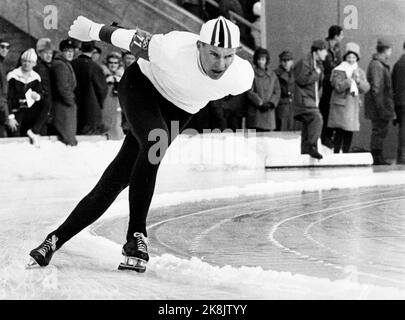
[268,193,405,286]
[147,185,405,286]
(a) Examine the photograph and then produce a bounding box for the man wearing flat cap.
[293,40,328,159]
[274,50,295,131]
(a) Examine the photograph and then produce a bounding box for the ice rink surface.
[1,139,405,299]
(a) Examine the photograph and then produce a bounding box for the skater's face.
[62,48,75,62]
[39,50,53,64]
[197,41,237,80]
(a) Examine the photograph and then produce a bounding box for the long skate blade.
[26,257,40,269]
[118,257,147,273]
[118,263,146,273]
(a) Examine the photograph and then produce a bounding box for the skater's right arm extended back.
[68,16,152,61]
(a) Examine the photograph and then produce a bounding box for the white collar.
[7,67,41,84]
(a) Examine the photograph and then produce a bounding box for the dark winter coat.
[50,55,78,146]
[293,53,324,117]
[0,56,8,124]
[321,41,342,98]
[392,53,405,120]
[246,67,281,130]
[71,54,108,135]
[364,53,395,121]
[274,65,296,131]
[34,57,52,121]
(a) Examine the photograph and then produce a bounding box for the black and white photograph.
[1,0,405,306]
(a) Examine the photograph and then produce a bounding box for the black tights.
[50,63,193,246]
[333,128,353,153]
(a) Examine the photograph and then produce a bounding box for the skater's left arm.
[68,16,152,61]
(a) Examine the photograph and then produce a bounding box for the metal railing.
[204,0,260,31]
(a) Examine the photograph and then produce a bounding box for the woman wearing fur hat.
[328,42,370,153]
[6,48,43,146]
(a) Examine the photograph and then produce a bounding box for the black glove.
[260,102,275,112]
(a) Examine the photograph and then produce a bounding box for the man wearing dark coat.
[391,41,405,164]
[71,41,108,135]
[365,39,395,165]
[319,25,344,148]
[294,40,328,160]
[50,39,78,146]
[0,39,10,137]
[274,50,296,131]
[34,38,54,136]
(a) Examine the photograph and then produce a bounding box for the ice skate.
[27,235,59,268]
[118,232,149,273]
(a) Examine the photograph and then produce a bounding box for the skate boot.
[27,235,59,268]
[118,232,149,273]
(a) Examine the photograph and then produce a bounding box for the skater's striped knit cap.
[199,16,240,49]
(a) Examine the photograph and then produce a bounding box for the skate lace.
[38,235,58,257]
[134,233,148,253]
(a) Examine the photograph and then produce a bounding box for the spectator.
[365,38,395,165]
[328,42,370,153]
[251,1,262,49]
[210,93,246,131]
[122,51,136,69]
[0,39,10,137]
[181,0,208,20]
[92,46,102,64]
[392,41,405,164]
[101,52,125,140]
[34,38,54,136]
[121,51,137,134]
[50,39,78,146]
[71,41,108,135]
[319,25,344,148]
[6,49,43,146]
[274,50,295,131]
[246,48,281,132]
[293,40,328,160]
[219,0,252,47]
[218,0,244,19]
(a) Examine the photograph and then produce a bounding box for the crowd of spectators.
[0,37,135,146]
[0,0,404,166]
